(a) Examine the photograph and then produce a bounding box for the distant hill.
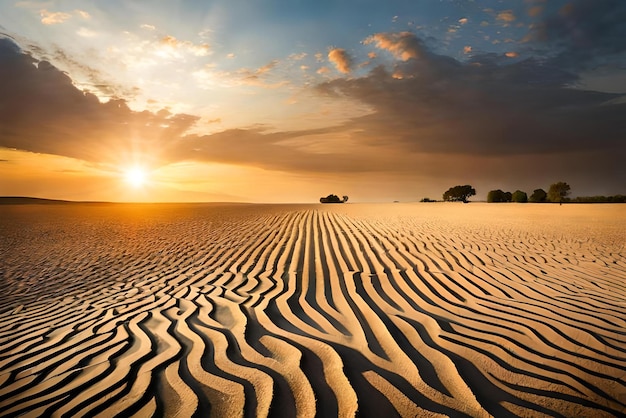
[0,197,246,205]
[0,196,81,205]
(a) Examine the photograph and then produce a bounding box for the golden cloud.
[497,10,516,23]
[40,9,72,25]
[328,48,352,74]
[160,35,210,57]
[364,32,425,61]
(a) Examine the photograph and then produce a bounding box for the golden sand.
[0,203,625,417]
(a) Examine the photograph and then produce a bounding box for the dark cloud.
[317,58,624,156]
[0,37,390,175]
[166,126,415,174]
[526,0,626,70]
[0,36,438,177]
[0,37,198,165]
[314,30,626,191]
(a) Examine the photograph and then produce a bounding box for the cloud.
[40,9,72,25]
[75,10,91,19]
[39,9,90,25]
[77,27,97,38]
[34,43,132,102]
[496,10,516,23]
[328,48,352,74]
[160,35,210,57]
[256,60,278,74]
[313,31,625,189]
[2,33,625,196]
[225,60,290,88]
[525,0,626,71]
[191,60,288,89]
[0,37,435,179]
[364,32,427,61]
[528,5,544,17]
[0,38,198,166]
[289,52,307,61]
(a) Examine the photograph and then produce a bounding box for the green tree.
[487,189,507,203]
[511,190,528,203]
[548,182,571,204]
[529,189,547,203]
[443,185,476,203]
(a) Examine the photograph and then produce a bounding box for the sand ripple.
[1,203,625,417]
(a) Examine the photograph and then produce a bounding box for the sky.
[1,0,625,202]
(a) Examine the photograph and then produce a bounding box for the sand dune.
[1,203,625,417]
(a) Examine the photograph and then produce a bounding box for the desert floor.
[0,202,625,417]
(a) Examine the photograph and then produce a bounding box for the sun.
[124,167,148,188]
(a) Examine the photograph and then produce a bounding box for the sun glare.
[124,167,148,188]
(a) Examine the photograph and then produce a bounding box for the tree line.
[487,182,570,203]
[433,182,625,204]
[487,182,625,203]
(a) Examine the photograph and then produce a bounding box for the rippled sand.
[1,202,625,417]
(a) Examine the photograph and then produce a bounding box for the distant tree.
[420,197,436,202]
[548,182,571,204]
[443,185,476,203]
[320,194,348,203]
[511,190,528,203]
[570,195,626,203]
[529,188,547,203]
[487,189,513,203]
[487,189,507,203]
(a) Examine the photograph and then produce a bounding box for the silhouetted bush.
[487,189,512,202]
[511,190,528,203]
[320,194,348,203]
[529,188,547,203]
[548,182,571,204]
[443,185,476,202]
